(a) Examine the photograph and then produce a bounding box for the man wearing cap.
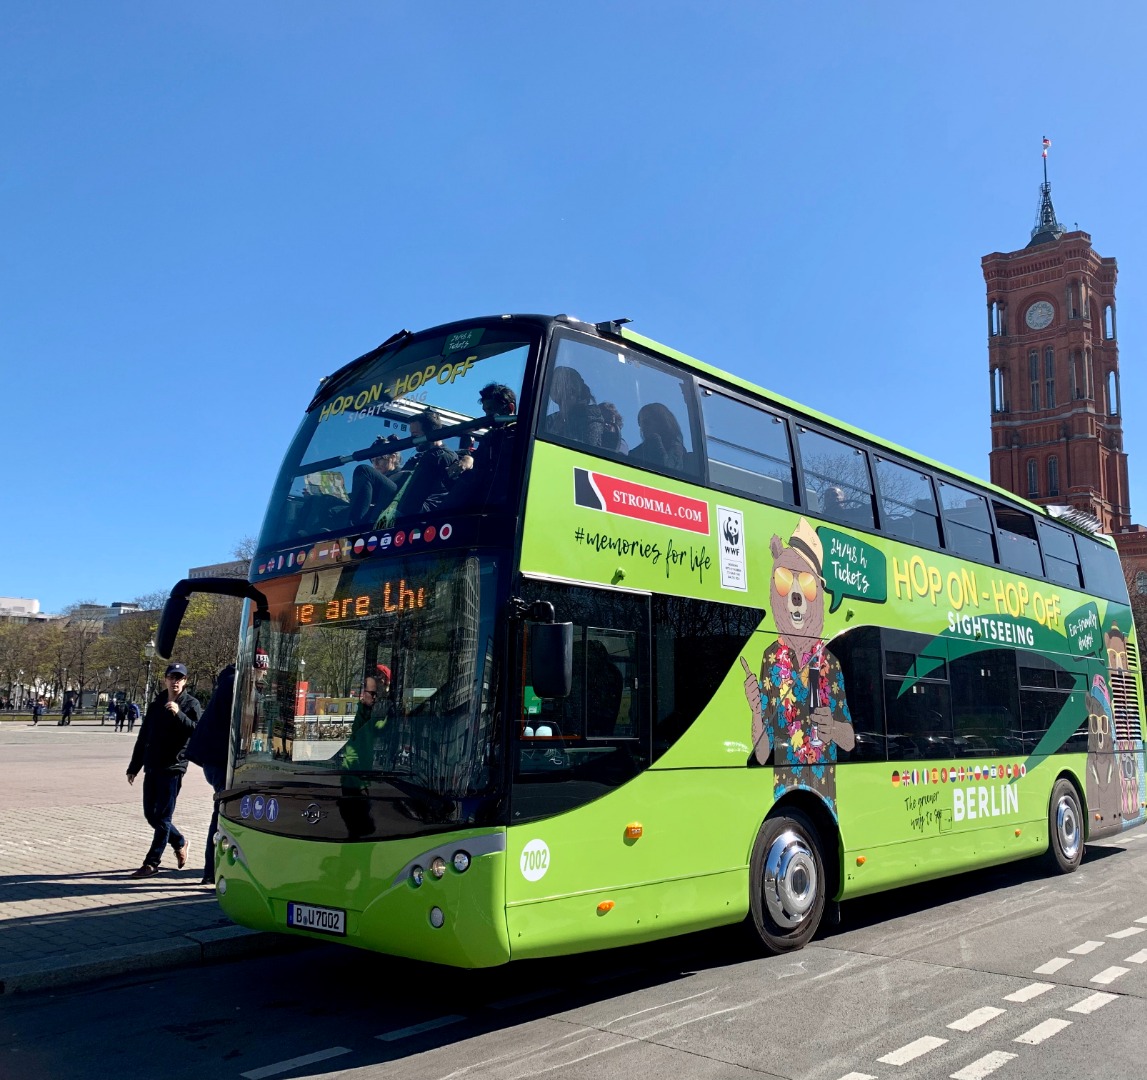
[125,662,203,878]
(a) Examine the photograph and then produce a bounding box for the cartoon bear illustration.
[742,517,855,809]
[1086,674,1122,825]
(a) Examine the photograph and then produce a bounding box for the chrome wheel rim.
[763,829,818,928]
[1055,795,1081,861]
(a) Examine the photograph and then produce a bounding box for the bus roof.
[610,323,1113,547]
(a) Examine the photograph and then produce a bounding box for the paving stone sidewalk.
[0,718,296,994]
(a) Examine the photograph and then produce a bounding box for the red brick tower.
[983,142,1128,533]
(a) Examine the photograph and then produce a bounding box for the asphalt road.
[5,825,1147,1080]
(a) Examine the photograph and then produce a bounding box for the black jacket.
[187,665,234,771]
[128,690,202,775]
[397,445,458,516]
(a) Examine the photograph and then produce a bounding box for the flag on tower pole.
[1042,136,1052,158]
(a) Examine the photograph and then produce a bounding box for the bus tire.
[747,810,825,953]
[1046,778,1084,874]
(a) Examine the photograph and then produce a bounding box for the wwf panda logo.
[723,516,741,552]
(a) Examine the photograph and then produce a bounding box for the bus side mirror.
[156,595,190,660]
[530,621,573,699]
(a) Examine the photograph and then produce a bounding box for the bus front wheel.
[1046,778,1084,874]
[748,810,825,953]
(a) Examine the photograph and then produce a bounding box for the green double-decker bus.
[160,313,1146,965]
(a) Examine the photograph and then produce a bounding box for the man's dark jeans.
[141,770,186,868]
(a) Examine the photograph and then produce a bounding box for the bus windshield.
[233,552,502,812]
[258,322,537,551]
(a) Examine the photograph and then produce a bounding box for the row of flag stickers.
[893,763,1028,787]
[257,524,456,575]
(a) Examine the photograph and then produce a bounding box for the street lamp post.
[16,669,23,710]
[143,640,156,705]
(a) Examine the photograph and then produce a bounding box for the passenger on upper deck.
[432,382,518,511]
[598,402,629,454]
[543,366,604,448]
[628,403,686,471]
[395,410,458,517]
[350,436,408,527]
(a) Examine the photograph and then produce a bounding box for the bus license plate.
[286,901,346,936]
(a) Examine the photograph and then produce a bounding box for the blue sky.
[4,3,1145,614]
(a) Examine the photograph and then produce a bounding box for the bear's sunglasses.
[773,566,819,601]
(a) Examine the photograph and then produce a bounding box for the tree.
[170,594,243,696]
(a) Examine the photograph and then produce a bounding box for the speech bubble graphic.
[816,526,888,614]
[1064,601,1101,657]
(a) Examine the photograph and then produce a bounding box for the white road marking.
[240,1047,351,1079]
[878,1035,948,1065]
[1124,949,1147,964]
[835,1074,877,1080]
[1014,1017,1072,1045]
[948,1006,1005,1031]
[1108,926,1145,939]
[1004,981,1055,1002]
[1092,966,1129,985]
[1034,957,1073,974]
[1069,940,1104,954]
[376,1015,465,1041]
[1068,992,1120,1014]
[604,989,716,1026]
[950,1051,1018,1080]
[1136,916,1147,924]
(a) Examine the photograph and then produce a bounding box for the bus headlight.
[429,906,445,928]
[452,851,471,873]
[411,865,425,887]
[429,856,447,879]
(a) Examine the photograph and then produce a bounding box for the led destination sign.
[296,579,427,625]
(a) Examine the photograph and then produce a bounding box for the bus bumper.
[213,817,511,968]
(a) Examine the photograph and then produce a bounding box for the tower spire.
[1028,136,1064,247]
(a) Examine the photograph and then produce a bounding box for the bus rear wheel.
[1046,778,1084,874]
[748,810,825,953]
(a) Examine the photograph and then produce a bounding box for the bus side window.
[831,626,885,761]
[796,427,875,530]
[875,457,940,547]
[938,482,996,563]
[512,584,651,824]
[949,648,1020,755]
[700,389,797,507]
[542,332,700,480]
[882,630,952,760]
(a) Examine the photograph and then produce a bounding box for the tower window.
[1026,459,1038,496]
[1048,456,1059,497]
[1105,304,1116,341]
[1044,348,1055,408]
[1108,371,1119,416]
[1029,351,1040,411]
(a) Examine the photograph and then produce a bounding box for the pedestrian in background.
[32,698,45,725]
[126,700,140,733]
[125,662,202,879]
[186,663,234,886]
[114,699,127,732]
[59,693,74,726]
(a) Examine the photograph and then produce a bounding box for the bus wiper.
[217,780,327,802]
[298,414,516,476]
[308,329,411,411]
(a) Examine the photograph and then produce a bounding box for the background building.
[983,149,1147,601]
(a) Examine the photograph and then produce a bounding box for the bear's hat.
[787,518,823,578]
